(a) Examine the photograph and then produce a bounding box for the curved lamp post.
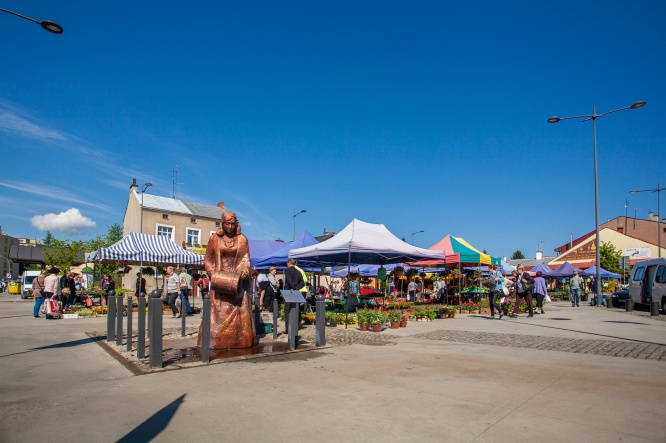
[0,7,63,34]
[293,209,307,241]
[411,229,424,245]
[548,101,646,306]
[139,183,153,234]
[630,184,665,257]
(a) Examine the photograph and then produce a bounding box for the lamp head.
[629,190,638,194]
[547,116,561,123]
[40,20,63,34]
[145,182,153,187]
[630,101,646,109]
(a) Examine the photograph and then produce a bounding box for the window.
[186,228,201,245]
[162,214,169,220]
[191,218,197,224]
[156,224,174,241]
[215,221,221,227]
[656,266,666,284]
[210,231,217,238]
[633,267,645,281]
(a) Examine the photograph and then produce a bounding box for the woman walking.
[32,270,48,318]
[488,264,504,319]
[533,271,548,314]
[511,265,534,318]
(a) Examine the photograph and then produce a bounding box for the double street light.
[630,184,665,257]
[293,209,307,241]
[548,101,646,306]
[0,7,63,34]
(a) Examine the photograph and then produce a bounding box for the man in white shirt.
[165,266,181,318]
[179,267,193,316]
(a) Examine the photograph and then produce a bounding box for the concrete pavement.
[1,295,665,442]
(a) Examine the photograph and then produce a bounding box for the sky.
[1,1,664,260]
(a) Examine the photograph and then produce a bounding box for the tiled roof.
[135,191,223,220]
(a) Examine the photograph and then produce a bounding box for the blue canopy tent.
[544,261,587,278]
[248,239,287,263]
[584,265,620,279]
[329,263,403,277]
[253,231,319,269]
[530,263,553,275]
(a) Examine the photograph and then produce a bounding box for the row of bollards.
[104,290,327,370]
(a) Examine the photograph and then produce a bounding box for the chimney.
[654,214,660,222]
[617,226,624,234]
[217,202,225,209]
[648,211,654,220]
[130,178,138,191]
[536,251,543,260]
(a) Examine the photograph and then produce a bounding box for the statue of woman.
[198,212,256,349]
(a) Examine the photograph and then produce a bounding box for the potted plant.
[388,309,402,329]
[357,310,371,331]
[370,311,388,332]
[447,306,457,318]
[399,313,408,328]
[437,306,449,319]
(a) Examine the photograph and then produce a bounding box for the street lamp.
[548,101,646,306]
[0,7,63,34]
[630,183,665,257]
[293,209,307,241]
[411,230,424,245]
[140,183,153,234]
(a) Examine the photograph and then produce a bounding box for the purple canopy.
[584,265,621,279]
[530,263,553,275]
[543,261,586,278]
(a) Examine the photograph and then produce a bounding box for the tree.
[599,241,621,274]
[511,250,525,260]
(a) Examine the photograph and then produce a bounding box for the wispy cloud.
[0,181,114,213]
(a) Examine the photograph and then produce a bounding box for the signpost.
[620,255,630,285]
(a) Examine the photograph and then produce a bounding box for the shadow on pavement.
[116,394,186,443]
[0,336,103,359]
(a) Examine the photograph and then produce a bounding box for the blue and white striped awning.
[97,232,203,265]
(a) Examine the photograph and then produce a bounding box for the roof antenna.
[172,165,184,199]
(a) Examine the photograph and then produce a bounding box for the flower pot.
[399,321,407,327]
[359,323,370,331]
[390,321,400,329]
[371,324,382,332]
[439,314,448,319]
[448,314,455,318]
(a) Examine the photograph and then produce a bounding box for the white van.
[21,270,42,299]
[628,258,666,310]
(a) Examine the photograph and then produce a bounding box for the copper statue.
[198,212,257,349]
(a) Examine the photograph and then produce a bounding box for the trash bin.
[8,282,21,295]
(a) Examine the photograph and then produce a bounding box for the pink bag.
[85,296,93,307]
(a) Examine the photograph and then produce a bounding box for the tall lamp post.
[0,7,64,33]
[630,184,665,257]
[548,101,646,306]
[293,209,307,241]
[139,183,153,234]
[411,230,424,245]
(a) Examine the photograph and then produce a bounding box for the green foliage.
[599,241,622,274]
[388,309,403,322]
[357,310,372,325]
[369,310,388,325]
[511,250,525,260]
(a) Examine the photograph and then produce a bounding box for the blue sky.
[1,1,664,259]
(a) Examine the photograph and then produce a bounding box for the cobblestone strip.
[415,330,666,361]
[297,326,399,346]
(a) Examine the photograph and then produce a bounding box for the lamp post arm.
[0,7,40,24]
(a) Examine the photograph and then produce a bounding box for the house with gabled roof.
[123,179,226,251]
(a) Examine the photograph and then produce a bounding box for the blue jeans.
[33,296,43,317]
[180,289,192,314]
[571,288,580,306]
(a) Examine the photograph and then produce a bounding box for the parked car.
[611,288,630,308]
[628,258,666,309]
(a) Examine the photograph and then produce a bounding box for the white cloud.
[31,208,96,235]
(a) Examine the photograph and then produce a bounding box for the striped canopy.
[405,235,500,267]
[97,232,203,265]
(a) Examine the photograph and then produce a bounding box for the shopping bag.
[85,296,93,307]
[41,302,47,314]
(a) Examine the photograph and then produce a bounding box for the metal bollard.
[315,298,326,347]
[126,296,133,352]
[651,301,660,316]
[272,298,278,339]
[116,296,123,346]
[107,295,116,342]
[201,296,210,363]
[149,295,163,368]
[625,299,634,312]
[288,303,299,351]
[181,295,186,337]
[137,296,146,359]
[606,297,613,309]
